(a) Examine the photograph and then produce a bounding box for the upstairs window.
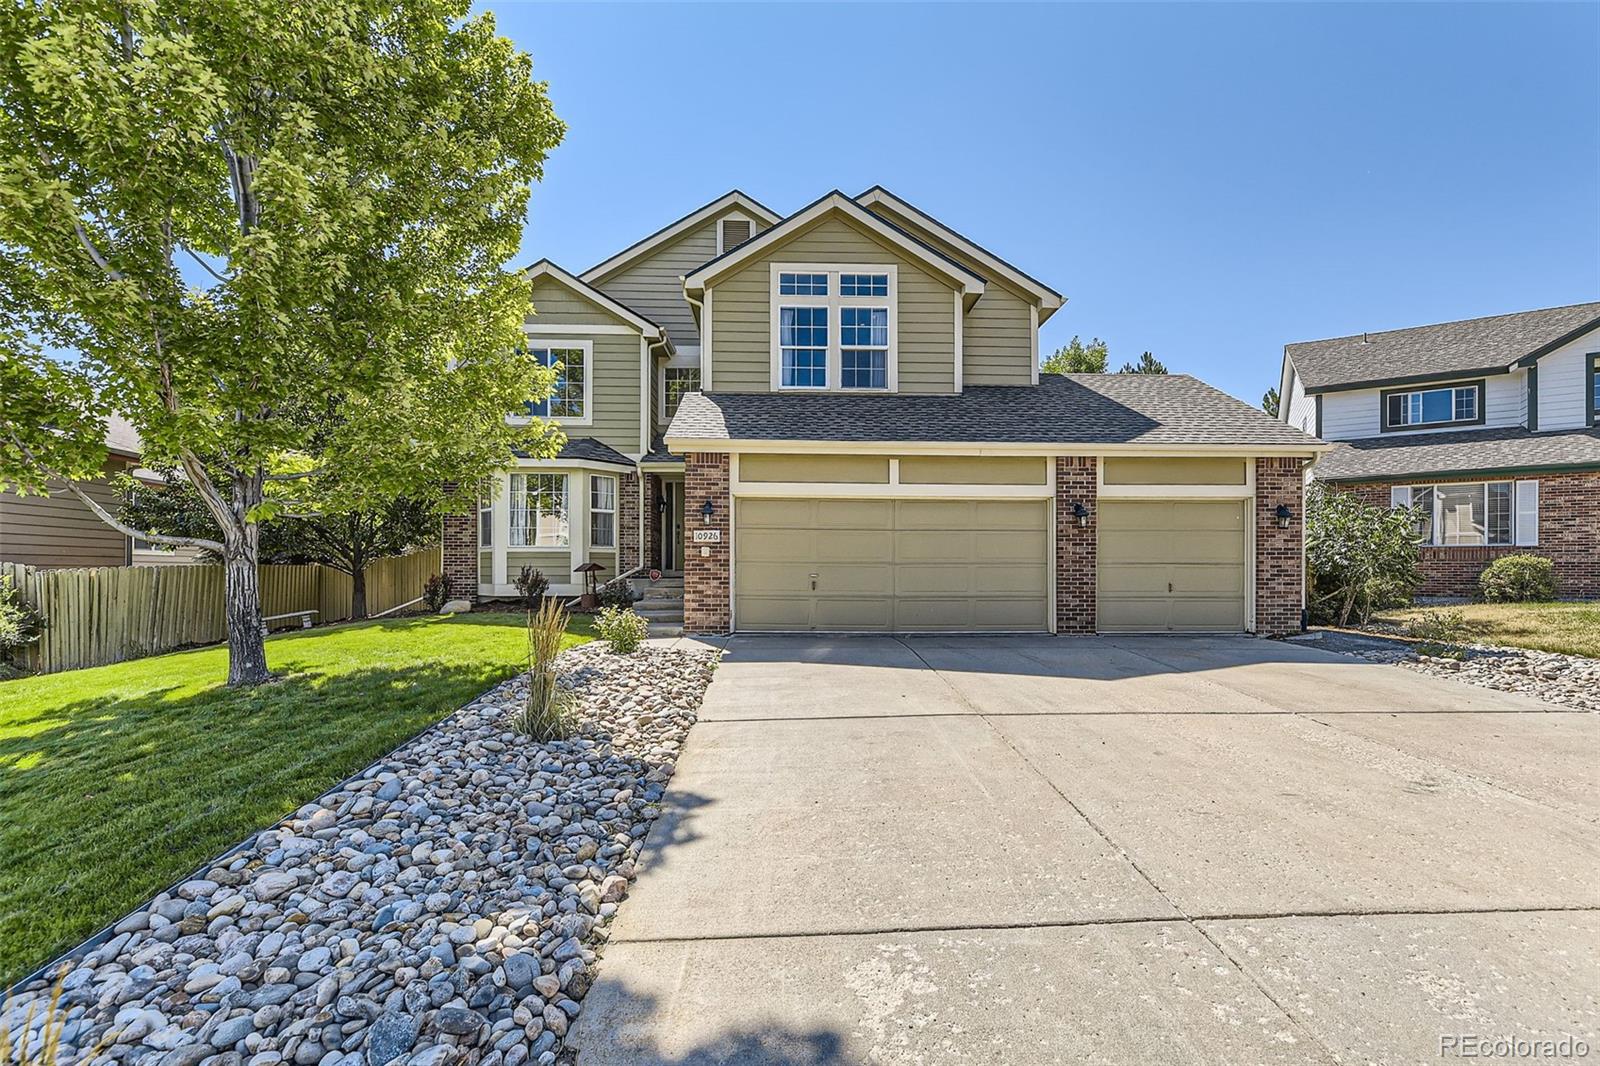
[663,366,700,420]
[524,343,590,421]
[773,266,895,391]
[1382,381,1481,431]
[1589,353,1599,427]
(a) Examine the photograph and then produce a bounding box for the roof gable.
[523,260,664,339]
[682,191,986,297]
[1286,302,1600,393]
[580,191,781,283]
[855,186,1063,315]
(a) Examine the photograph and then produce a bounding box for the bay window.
[1382,381,1482,431]
[1391,480,1537,546]
[772,266,896,391]
[509,473,569,547]
[590,474,617,549]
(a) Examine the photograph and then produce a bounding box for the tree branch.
[180,243,233,284]
[262,467,324,482]
[71,219,124,281]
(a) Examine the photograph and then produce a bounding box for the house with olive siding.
[445,188,1328,635]
[1281,302,1600,599]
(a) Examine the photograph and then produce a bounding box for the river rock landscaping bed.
[1313,633,1600,713]
[4,642,717,1066]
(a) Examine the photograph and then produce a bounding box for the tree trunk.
[223,529,271,686]
[351,566,368,621]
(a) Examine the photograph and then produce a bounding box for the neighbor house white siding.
[1284,364,1316,435]
[1534,326,1600,430]
[1317,371,1527,441]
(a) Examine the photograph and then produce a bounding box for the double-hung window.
[479,497,493,547]
[1382,382,1482,431]
[509,473,569,547]
[590,475,617,549]
[524,343,591,422]
[1391,480,1537,546]
[663,366,700,420]
[773,266,895,391]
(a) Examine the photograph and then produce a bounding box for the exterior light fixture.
[1072,502,1091,528]
[1275,503,1293,529]
[701,498,716,523]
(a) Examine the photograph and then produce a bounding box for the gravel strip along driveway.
[4,642,718,1066]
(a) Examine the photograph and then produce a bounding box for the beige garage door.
[735,497,1049,632]
[1097,500,1247,632]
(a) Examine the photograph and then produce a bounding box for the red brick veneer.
[619,471,642,573]
[1334,472,1600,598]
[1054,457,1098,633]
[683,453,731,634]
[440,483,479,604]
[1254,457,1306,636]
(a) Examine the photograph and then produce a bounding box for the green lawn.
[0,611,590,988]
[1374,601,1600,659]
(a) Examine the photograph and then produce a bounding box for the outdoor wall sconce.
[701,498,716,523]
[1275,503,1294,528]
[1073,502,1091,528]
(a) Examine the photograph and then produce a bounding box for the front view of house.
[443,188,1326,635]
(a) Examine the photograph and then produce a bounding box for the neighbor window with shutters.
[662,366,700,420]
[523,343,590,422]
[509,473,569,547]
[772,266,895,391]
[1589,354,1599,426]
[1381,382,1483,431]
[590,475,616,549]
[1390,481,1537,546]
[718,217,752,253]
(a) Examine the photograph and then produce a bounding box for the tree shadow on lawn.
[0,646,526,987]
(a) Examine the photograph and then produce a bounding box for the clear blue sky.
[493,2,1600,407]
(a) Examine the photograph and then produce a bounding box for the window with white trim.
[479,498,492,547]
[1391,480,1538,546]
[590,474,616,549]
[1383,383,1480,430]
[773,267,894,391]
[663,366,700,420]
[524,345,588,420]
[509,473,569,547]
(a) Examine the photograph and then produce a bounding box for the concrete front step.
[647,623,684,637]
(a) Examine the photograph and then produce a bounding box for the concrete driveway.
[571,635,1600,1065]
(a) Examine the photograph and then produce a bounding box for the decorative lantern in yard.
[575,562,604,610]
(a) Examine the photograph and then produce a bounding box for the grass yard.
[0,610,591,988]
[1374,601,1600,659]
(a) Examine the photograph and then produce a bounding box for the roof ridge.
[1288,300,1600,348]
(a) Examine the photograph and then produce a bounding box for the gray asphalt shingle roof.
[1286,302,1600,391]
[512,437,636,467]
[667,374,1323,448]
[1314,426,1600,482]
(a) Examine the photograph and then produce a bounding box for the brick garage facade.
[1054,457,1098,633]
[682,453,731,634]
[1254,457,1306,636]
[440,486,478,604]
[1335,470,1600,599]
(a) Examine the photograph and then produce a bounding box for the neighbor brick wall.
[1335,471,1600,598]
[440,483,478,604]
[683,453,730,634]
[619,471,641,572]
[1254,457,1305,636]
[1055,457,1098,633]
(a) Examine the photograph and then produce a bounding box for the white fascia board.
[663,437,1331,457]
[682,193,986,298]
[855,186,1063,310]
[581,192,783,283]
[524,260,662,340]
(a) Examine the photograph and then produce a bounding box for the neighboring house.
[446,187,1325,635]
[0,415,204,569]
[1280,302,1600,598]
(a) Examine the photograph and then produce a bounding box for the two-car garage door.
[735,497,1050,632]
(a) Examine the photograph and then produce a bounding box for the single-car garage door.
[735,497,1049,632]
[1097,500,1247,632]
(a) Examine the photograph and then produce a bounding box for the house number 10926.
[692,529,722,544]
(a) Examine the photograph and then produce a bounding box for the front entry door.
[664,480,685,571]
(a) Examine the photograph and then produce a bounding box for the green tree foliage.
[1040,335,1109,374]
[1305,486,1423,626]
[0,0,566,684]
[1118,351,1168,375]
[1262,387,1280,417]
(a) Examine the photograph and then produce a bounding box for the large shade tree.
[0,0,566,684]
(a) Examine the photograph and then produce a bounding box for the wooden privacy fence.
[1,546,442,675]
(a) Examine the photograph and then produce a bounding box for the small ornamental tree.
[1305,486,1423,626]
[0,1,566,684]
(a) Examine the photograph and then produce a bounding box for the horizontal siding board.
[523,279,645,456]
[0,474,129,568]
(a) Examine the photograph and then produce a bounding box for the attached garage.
[734,496,1050,632]
[1096,499,1248,633]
